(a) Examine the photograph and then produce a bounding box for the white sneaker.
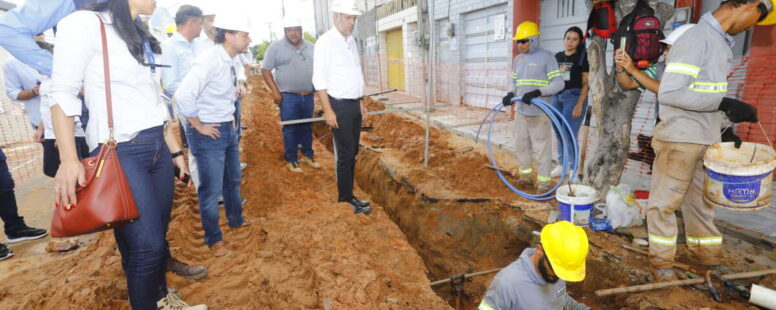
[550,166,562,178]
[240,162,247,170]
[157,292,208,310]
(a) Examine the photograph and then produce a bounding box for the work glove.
[502,92,515,106]
[718,97,758,123]
[721,129,743,148]
[521,89,542,105]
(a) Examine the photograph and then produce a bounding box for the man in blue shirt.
[4,54,45,130]
[0,0,102,76]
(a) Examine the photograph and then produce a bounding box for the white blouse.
[50,11,168,151]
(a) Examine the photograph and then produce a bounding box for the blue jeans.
[0,149,26,235]
[551,88,587,169]
[106,126,173,310]
[187,121,244,247]
[280,93,314,163]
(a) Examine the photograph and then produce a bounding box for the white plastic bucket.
[556,185,598,227]
[703,142,776,211]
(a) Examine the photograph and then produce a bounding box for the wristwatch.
[171,151,184,159]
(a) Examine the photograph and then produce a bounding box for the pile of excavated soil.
[0,76,450,310]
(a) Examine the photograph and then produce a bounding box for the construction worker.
[262,15,319,173]
[313,0,372,215]
[615,24,696,95]
[175,11,251,258]
[479,221,590,310]
[648,0,773,280]
[502,21,564,193]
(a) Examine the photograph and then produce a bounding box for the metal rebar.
[279,104,453,126]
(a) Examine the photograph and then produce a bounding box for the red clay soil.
[335,96,776,309]
[0,76,450,310]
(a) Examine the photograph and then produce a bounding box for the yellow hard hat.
[540,221,588,282]
[758,0,776,26]
[165,24,176,34]
[513,21,540,41]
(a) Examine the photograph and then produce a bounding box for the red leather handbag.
[50,14,139,237]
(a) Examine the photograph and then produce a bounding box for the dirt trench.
[311,97,776,309]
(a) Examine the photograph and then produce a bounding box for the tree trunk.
[583,0,674,195]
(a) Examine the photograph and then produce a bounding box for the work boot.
[287,162,303,173]
[300,156,321,169]
[652,268,678,282]
[537,181,552,193]
[517,173,533,188]
[209,241,231,258]
[6,226,48,244]
[0,243,13,261]
[157,291,208,310]
[550,165,562,178]
[167,257,207,280]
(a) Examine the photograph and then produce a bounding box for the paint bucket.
[556,185,598,227]
[703,142,776,211]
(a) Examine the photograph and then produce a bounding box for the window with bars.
[556,0,576,18]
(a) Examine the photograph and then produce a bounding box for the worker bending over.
[648,0,773,280]
[479,221,590,310]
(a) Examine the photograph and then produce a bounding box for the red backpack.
[586,1,617,39]
[611,0,665,69]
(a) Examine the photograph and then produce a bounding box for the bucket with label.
[556,185,598,227]
[703,142,776,211]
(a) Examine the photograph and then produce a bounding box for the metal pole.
[279,104,453,125]
[423,0,436,168]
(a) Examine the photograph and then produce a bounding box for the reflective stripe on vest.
[519,168,533,174]
[665,63,701,78]
[515,79,549,87]
[537,175,551,182]
[547,69,562,80]
[479,301,496,310]
[689,81,728,93]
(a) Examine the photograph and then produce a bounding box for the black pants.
[0,149,25,235]
[42,137,89,178]
[330,96,362,202]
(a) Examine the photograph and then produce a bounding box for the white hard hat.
[330,0,362,16]
[283,15,302,28]
[214,11,251,33]
[660,24,696,45]
[199,2,217,16]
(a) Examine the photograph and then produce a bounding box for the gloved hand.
[502,92,515,106]
[521,89,542,105]
[718,97,758,123]
[721,129,743,148]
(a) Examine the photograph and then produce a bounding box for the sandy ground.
[0,77,450,309]
[0,76,774,310]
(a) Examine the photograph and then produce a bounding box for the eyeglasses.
[516,39,530,44]
[758,2,770,22]
[296,49,306,61]
[231,66,237,87]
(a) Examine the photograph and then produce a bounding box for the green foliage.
[252,41,272,60]
[303,32,317,44]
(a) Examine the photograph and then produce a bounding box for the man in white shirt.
[175,12,251,258]
[313,0,371,215]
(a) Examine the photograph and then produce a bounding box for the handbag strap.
[95,13,115,142]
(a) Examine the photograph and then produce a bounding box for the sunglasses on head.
[516,39,530,44]
[758,2,769,21]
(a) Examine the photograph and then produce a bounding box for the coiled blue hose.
[485,97,580,201]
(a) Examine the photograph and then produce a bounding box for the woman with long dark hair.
[49,0,205,309]
[551,26,589,176]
